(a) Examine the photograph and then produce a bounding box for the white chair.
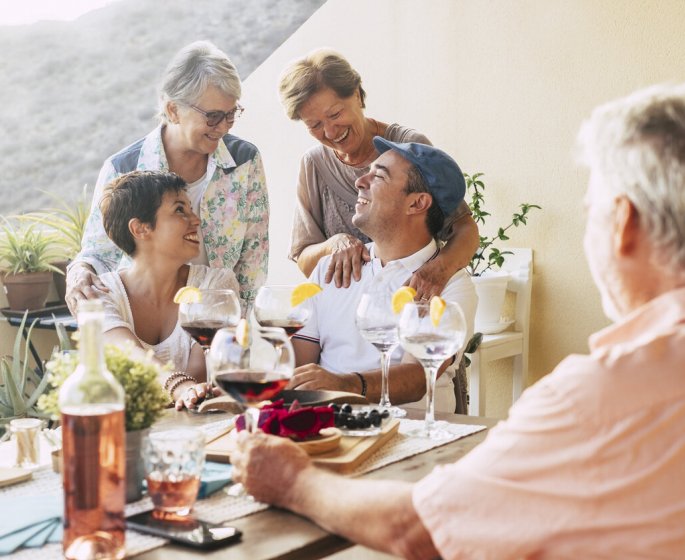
[467,248,533,416]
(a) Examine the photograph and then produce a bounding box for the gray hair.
[577,83,685,269]
[278,48,365,121]
[158,40,242,124]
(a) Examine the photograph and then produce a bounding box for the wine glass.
[253,285,312,337]
[355,287,406,418]
[179,289,241,354]
[398,300,467,439]
[208,325,294,432]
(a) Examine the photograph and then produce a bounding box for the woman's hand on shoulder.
[324,233,371,288]
[406,257,451,302]
[65,263,109,315]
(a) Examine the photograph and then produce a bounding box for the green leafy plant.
[0,218,63,275]
[465,172,541,276]
[17,185,91,261]
[0,313,51,435]
[38,344,169,432]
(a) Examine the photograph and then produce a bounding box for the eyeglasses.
[190,104,244,127]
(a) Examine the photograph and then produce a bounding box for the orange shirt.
[414,287,685,559]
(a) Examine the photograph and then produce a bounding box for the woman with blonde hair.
[280,49,478,413]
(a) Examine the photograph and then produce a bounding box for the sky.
[0,0,120,25]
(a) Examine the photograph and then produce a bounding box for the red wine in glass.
[214,370,289,405]
[256,319,305,338]
[181,320,228,349]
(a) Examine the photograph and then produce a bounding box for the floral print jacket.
[75,126,269,308]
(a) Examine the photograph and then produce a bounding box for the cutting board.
[205,418,400,474]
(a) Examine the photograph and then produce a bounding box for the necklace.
[333,118,380,168]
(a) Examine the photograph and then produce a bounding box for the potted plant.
[38,341,169,502]
[18,185,91,303]
[0,218,64,311]
[0,313,51,437]
[465,172,540,330]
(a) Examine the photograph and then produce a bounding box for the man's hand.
[324,233,371,288]
[287,364,360,394]
[406,257,451,302]
[65,263,110,314]
[174,382,221,411]
[232,431,313,506]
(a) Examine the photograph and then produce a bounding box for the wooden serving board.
[313,418,400,474]
[205,418,400,475]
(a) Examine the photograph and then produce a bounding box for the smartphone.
[127,510,242,550]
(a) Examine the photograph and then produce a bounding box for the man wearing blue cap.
[288,138,477,408]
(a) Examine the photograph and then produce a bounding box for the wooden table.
[139,409,498,560]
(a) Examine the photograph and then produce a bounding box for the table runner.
[3,419,485,559]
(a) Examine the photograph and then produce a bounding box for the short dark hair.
[404,165,445,238]
[100,170,187,256]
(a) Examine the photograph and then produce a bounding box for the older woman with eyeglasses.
[66,40,268,315]
[281,49,479,300]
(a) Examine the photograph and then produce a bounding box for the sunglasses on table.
[190,104,244,127]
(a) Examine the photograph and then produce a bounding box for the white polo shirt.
[294,240,478,375]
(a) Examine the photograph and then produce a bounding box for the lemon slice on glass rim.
[391,286,417,314]
[235,318,250,348]
[429,296,447,326]
[291,283,322,307]
[173,286,202,304]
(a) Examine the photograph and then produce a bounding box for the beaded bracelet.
[165,372,196,402]
[352,371,367,397]
[163,371,193,392]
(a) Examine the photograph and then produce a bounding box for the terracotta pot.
[2,271,53,310]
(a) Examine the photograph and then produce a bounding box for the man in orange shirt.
[232,84,685,559]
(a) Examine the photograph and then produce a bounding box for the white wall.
[232,0,685,417]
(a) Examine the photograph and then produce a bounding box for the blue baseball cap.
[373,137,465,215]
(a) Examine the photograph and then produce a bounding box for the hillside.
[0,0,325,213]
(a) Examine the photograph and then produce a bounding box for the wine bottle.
[59,300,126,560]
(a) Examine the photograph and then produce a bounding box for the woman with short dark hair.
[98,170,238,409]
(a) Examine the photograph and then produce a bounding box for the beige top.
[288,123,469,261]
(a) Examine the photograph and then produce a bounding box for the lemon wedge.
[173,286,202,304]
[235,318,250,348]
[391,286,417,314]
[429,296,446,326]
[291,282,322,307]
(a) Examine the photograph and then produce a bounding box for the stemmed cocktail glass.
[355,287,406,418]
[398,300,467,439]
[253,285,312,337]
[208,325,294,432]
[179,289,241,354]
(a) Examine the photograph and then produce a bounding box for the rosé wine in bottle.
[59,300,126,560]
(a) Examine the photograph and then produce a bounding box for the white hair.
[578,83,685,269]
[158,40,242,123]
